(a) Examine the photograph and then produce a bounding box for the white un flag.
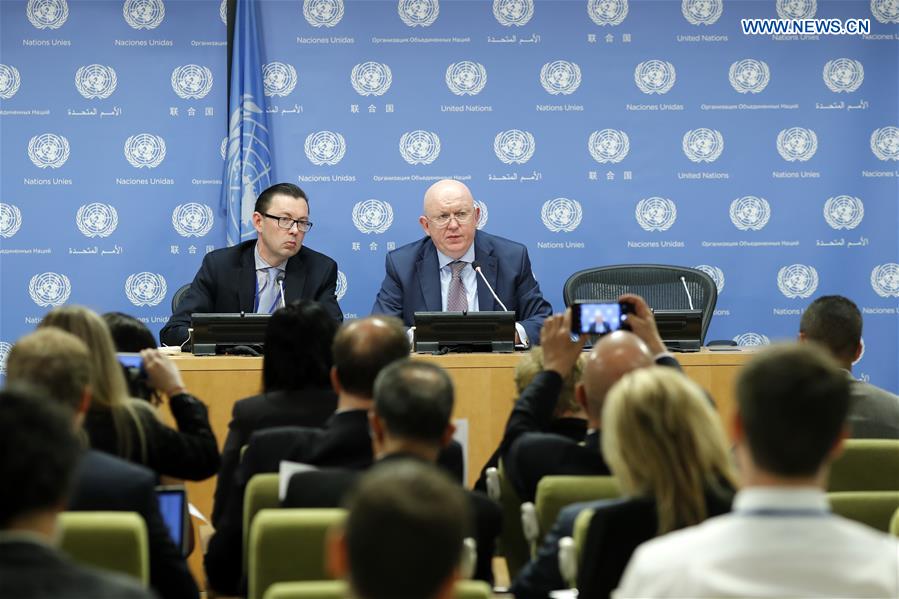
[222,0,272,246]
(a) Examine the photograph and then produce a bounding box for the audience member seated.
[615,344,899,598]
[327,460,469,599]
[0,386,153,599]
[205,316,463,595]
[799,294,899,439]
[102,312,162,404]
[39,306,220,481]
[5,328,198,599]
[284,360,502,583]
[212,300,339,526]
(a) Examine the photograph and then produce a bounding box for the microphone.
[276,273,286,309]
[471,261,509,311]
[680,276,694,310]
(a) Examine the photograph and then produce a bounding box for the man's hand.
[539,309,587,378]
[141,348,188,397]
[619,293,666,355]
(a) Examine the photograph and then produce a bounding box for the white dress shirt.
[613,487,899,598]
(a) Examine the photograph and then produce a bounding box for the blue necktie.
[256,267,281,313]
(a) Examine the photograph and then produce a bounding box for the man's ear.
[575,383,588,412]
[418,215,432,237]
[852,342,863,364]
[433,567,460,599]
[329,366,342,394]
[826,424,850,462]
[439,422,457,448]
[729,409,744,446]
[798,331,807,343]
[369,411,385,452]
[78,386,92,415]
[325,525,349,580]
[252,211,264,234]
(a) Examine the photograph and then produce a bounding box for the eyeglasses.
[427,210,474,228]
[262,213,313,232]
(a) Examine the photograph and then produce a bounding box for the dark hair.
[254,182,308,215]
[263,300,337,391]
[0,386,83,528]
[799,295,862,361]
[737,344,851,477]
[373,360,454,444]
[102,312,157,352]
[344,460,468,599]
[332,316,409,397]
[6,328,91,411]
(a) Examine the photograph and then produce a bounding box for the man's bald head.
[422,179,474,213]
[419,179,480,259]
[580,331,653,422]
[332,316,409,398]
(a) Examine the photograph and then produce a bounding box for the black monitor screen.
[190,312,270,355]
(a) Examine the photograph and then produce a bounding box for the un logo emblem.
[541,198,583,233]
[587,0,628,25]
[0,203,23,238]
[870,127,899,161]
[220,0,226,24]
[494,0,534,26]
[777,127,817,162]
[171,65,214,99]
[823,195,864,230]
[683,128,724,163]
[399,130,441,165]
[823,58,864,93]
[303,0,344,27]
[0,342,11,376]
[733,332,770,347]
[682,0,722,24]
[474,200,488,230]
[636,197,677,232]
[28,134,70,169]
[76,203,118,238]
[729,59,769,94]
[398,0,439,26]
[0,64,21,99]
[777,0,816,19]
[494,130,535,164]
[446,61,487,96]
[871,0,899,23]
[75,64,117,100]
[588,129,629,164]
[263,62,298,97]
[336,270,348,301]
[27,0,68,29]
[123,0,165,29]
[693,264,725,294]
[729,196,770,231]
[124,134,166,169]
[351,61,392,96]
[634,60,676,95]
[777,264,819,299]
[28,272,72,307]
[352,200,394,234]
[540,61,582,95]
[304,131,346,165]
[172,203,214,237]
[125,272,168,307]
[871,263,899,298]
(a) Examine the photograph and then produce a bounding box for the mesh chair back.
[828,439,899,492]
[828,491,899,533]
[563,264,718,344]
[535,475,621,538]
[59,511,149,585]
[171,283,191,313]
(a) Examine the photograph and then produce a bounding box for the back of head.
[737,343,851,477]
[332,316,409,397]
[343,460,468,599]
[799,295,862,364]
[6,328,91,411]
[0,386,82,529]
[582,331,653,421]
[515,347,586,417]
[373,360,454,445]
[254,182,307,214]
[263,300,338,391]
[102,311,157,352]
[602,367,734,533]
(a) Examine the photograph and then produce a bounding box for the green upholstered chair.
[535,476,621,540]
[58,511,149,586]
[889,506,899,537]
[263,579,494,599]
[490,463,531,578]
[243,473,281,572]
[248,508,346,599]
[828,491,899,533]
[828,439,899,492]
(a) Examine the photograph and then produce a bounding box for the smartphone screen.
[116,352,142,370]
[572,301,631,335]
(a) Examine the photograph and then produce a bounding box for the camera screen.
[577,303,625,335]
[116,353,142,370]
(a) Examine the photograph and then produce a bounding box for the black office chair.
[563,264,718,345]
[171,283,191,313]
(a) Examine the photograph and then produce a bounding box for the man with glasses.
[372,179,551,346]
[160,183,342,346]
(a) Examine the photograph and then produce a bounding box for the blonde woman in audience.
[39,306,219,481]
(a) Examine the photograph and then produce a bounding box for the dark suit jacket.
[0,539,154,599]
[67,450,198,599]
[848,377,899,439]
[371,231,553,343]
[205,410,464,595]
[211,387,338,526]
[282,455,502,584]
[160,239,342,346]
